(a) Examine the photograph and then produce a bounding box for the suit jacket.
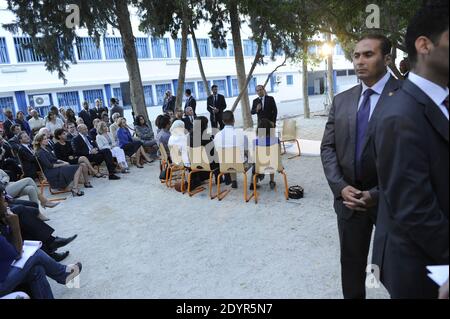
[251,96,278,125]
[78,109,97,130]
[184,96,197,115]
[17,144,39,179]
[72,134,98,157]
[8,136,20,154]
[371,79,449,297]
[182,116,196,133]
[162,96,176,113]
[109,105,124,123]
[94,106,109,120]
[320,76,401,220]
[207,94,227,119]
[3,119,15,140]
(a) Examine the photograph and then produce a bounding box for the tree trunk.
[191,25,211,98]
[175,17,189,111]
[115,0,151,129]
[302,45,310,119]
[325,33,334,113]
[229,1,253,129]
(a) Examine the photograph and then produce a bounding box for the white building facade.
[0,1,356,121]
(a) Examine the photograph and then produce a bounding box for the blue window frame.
[76,37,102,60]
[197,81,211,100]
[196,39,211,57]
[155,84,172,105]
[212,45,227,57]
[83,89,104,107]
[174,38,192,58]
[0,97,15,121]
[335,43,344,56]
[104,37,123,60]
[112,88,122,102]
[232,79,239,96]
[57,91,81,113]
[243,40,258,57]
[151,38,171,59]
[213,80,227,97]
[0,38,10,64]
[135,37,150,59]
[227,40,234,57]
[248,77,257,95]
[14,37,43,63]
[263,41,271,56]
[143,85,154,107]
[183,82,196,97]
[286,75,294,85]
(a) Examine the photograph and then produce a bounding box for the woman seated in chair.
[33,134,91,197]
[96,122,129,173]
[117,118,152,168]
[45,112,64,136]
[134,115,158,157]
[251,119,280,190]
[168,120,190,168]
[53,129,102,178]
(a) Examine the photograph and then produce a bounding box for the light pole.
[321,42,333,111]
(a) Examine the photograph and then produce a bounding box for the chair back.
[216,147,245,174]
[281,119,298,141]
[159,143,169,162]
[169,144,184,167]
[188,146,212,171]
[255,144,283,175]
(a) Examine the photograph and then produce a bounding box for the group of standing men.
[321,3,448,299]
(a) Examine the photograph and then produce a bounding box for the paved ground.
[38,114,389,299]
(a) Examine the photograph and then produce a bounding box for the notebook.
[11,240,42,269]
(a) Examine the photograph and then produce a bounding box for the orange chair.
[186,146,221,198]
[167,144,187,193]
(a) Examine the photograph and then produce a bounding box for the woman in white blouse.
[167,120,190,167]
[45,112,65,135]
[96,121,129,173]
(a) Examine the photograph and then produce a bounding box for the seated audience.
[65,109,77,126]
[7,125,22,153]
[34,133,90,196]
[28,110,46,135]
[168,120,190,167]
[96,122,129,173]
[0,131,21,182]
[66,122,78,142]
[117,118,152,168]
[38,128,55,151]
[89,119,101,141]
[15,111,32,138]
[2,109,16,140]
[134,115,158,157]
[109,113,121,142]
[17,132,40,180]
[156,115,171,155]
[45,112,64,136]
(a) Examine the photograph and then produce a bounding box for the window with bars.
[14,37,43,63]
[212,44,227,57]
[243,40,258,57]
[76,37,102,60]
[232,79,239,96]
[286,75,294,85]
[213,80,227,97]
[57,91,81,113]
[196,39,211,57]
[0,38,9,64]
[112,88,123,102]
[335,43,344,56]
[155,84,172,105]
[83,89,104,107]
[0,97,14,121]
[174,38,193,58]
[135,37,150,59]
[152,38,171,59]
[143,85,154,107]
[183,82,196,97]
[197,81,211,100]
[248,77,257,95]
[263,41,271,56]
[227,40,234,57]
[104,37,124,60]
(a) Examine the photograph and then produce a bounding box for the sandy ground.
[37,115,389,299]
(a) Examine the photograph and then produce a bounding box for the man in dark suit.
[72,124,120,180]
[207,85,227,131]
[251,85,278,126]
[78,101,97,130]
[321,34,401,299]
[109,98,124,123]
[184,89,197,116]
[162,90,176,114]
[94,99,109,120]
[0,129,21,182]
[17,132,40,180]
[182,107,196,133]
[2,109,16,140]
[371,4,449,299]
[7,125,22,154]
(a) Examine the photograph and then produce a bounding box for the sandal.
[84,183,94,188]
[71,189,85,197]
[93,173,105,178]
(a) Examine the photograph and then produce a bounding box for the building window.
[104,37,124,60]
[243,40,258,57]
[336,70,347,77]
[135,37,150,59]
[174,39,192,58]
[112,88,123,102]
[0,97,14,121]
[227,40,234,57]
[196,39,211,57]
[286,75,294,85]
[335,43,344,56]
[83,89,104,107]
[76,37,102,61]
[197,81,211,100]
[263,40,271,57]
[14,37,43,63]
[248,77,257,95]
[348,69,356,76]
[212,45,227,57]
[0,38,10,64]
[152,38,171,59]
[155,84,172,105]
[183,82,196,97]
[143,85,154,107]
[232,79,239,96]
[213,80,227,97]
[57,92,81,113]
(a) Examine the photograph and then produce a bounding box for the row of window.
[0,36,274,64]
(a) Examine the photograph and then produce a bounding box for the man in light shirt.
[28,110,46,136]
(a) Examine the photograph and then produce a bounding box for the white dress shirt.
[408,72,449,120]
[358,71,391,120]
[214,125,248,162]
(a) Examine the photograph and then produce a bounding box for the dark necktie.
[260,97,264,111]
[214,95,217,107]
[355,89,375,181]
[443,95,449,112]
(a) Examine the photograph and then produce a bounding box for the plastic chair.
[167,144,187,193]
[187,146,219,198]
[280,119,301,159]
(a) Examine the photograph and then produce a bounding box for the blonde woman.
[117,118,152,168]
[96,122,129,173]
[109,113,121,142]
[33,134,90,197]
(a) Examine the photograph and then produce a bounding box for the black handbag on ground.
[288,185,304,199]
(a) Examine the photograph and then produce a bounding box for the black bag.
[288,185,304,199]
[159,168,167,180]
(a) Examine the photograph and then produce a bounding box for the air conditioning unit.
[33,95,51,107]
